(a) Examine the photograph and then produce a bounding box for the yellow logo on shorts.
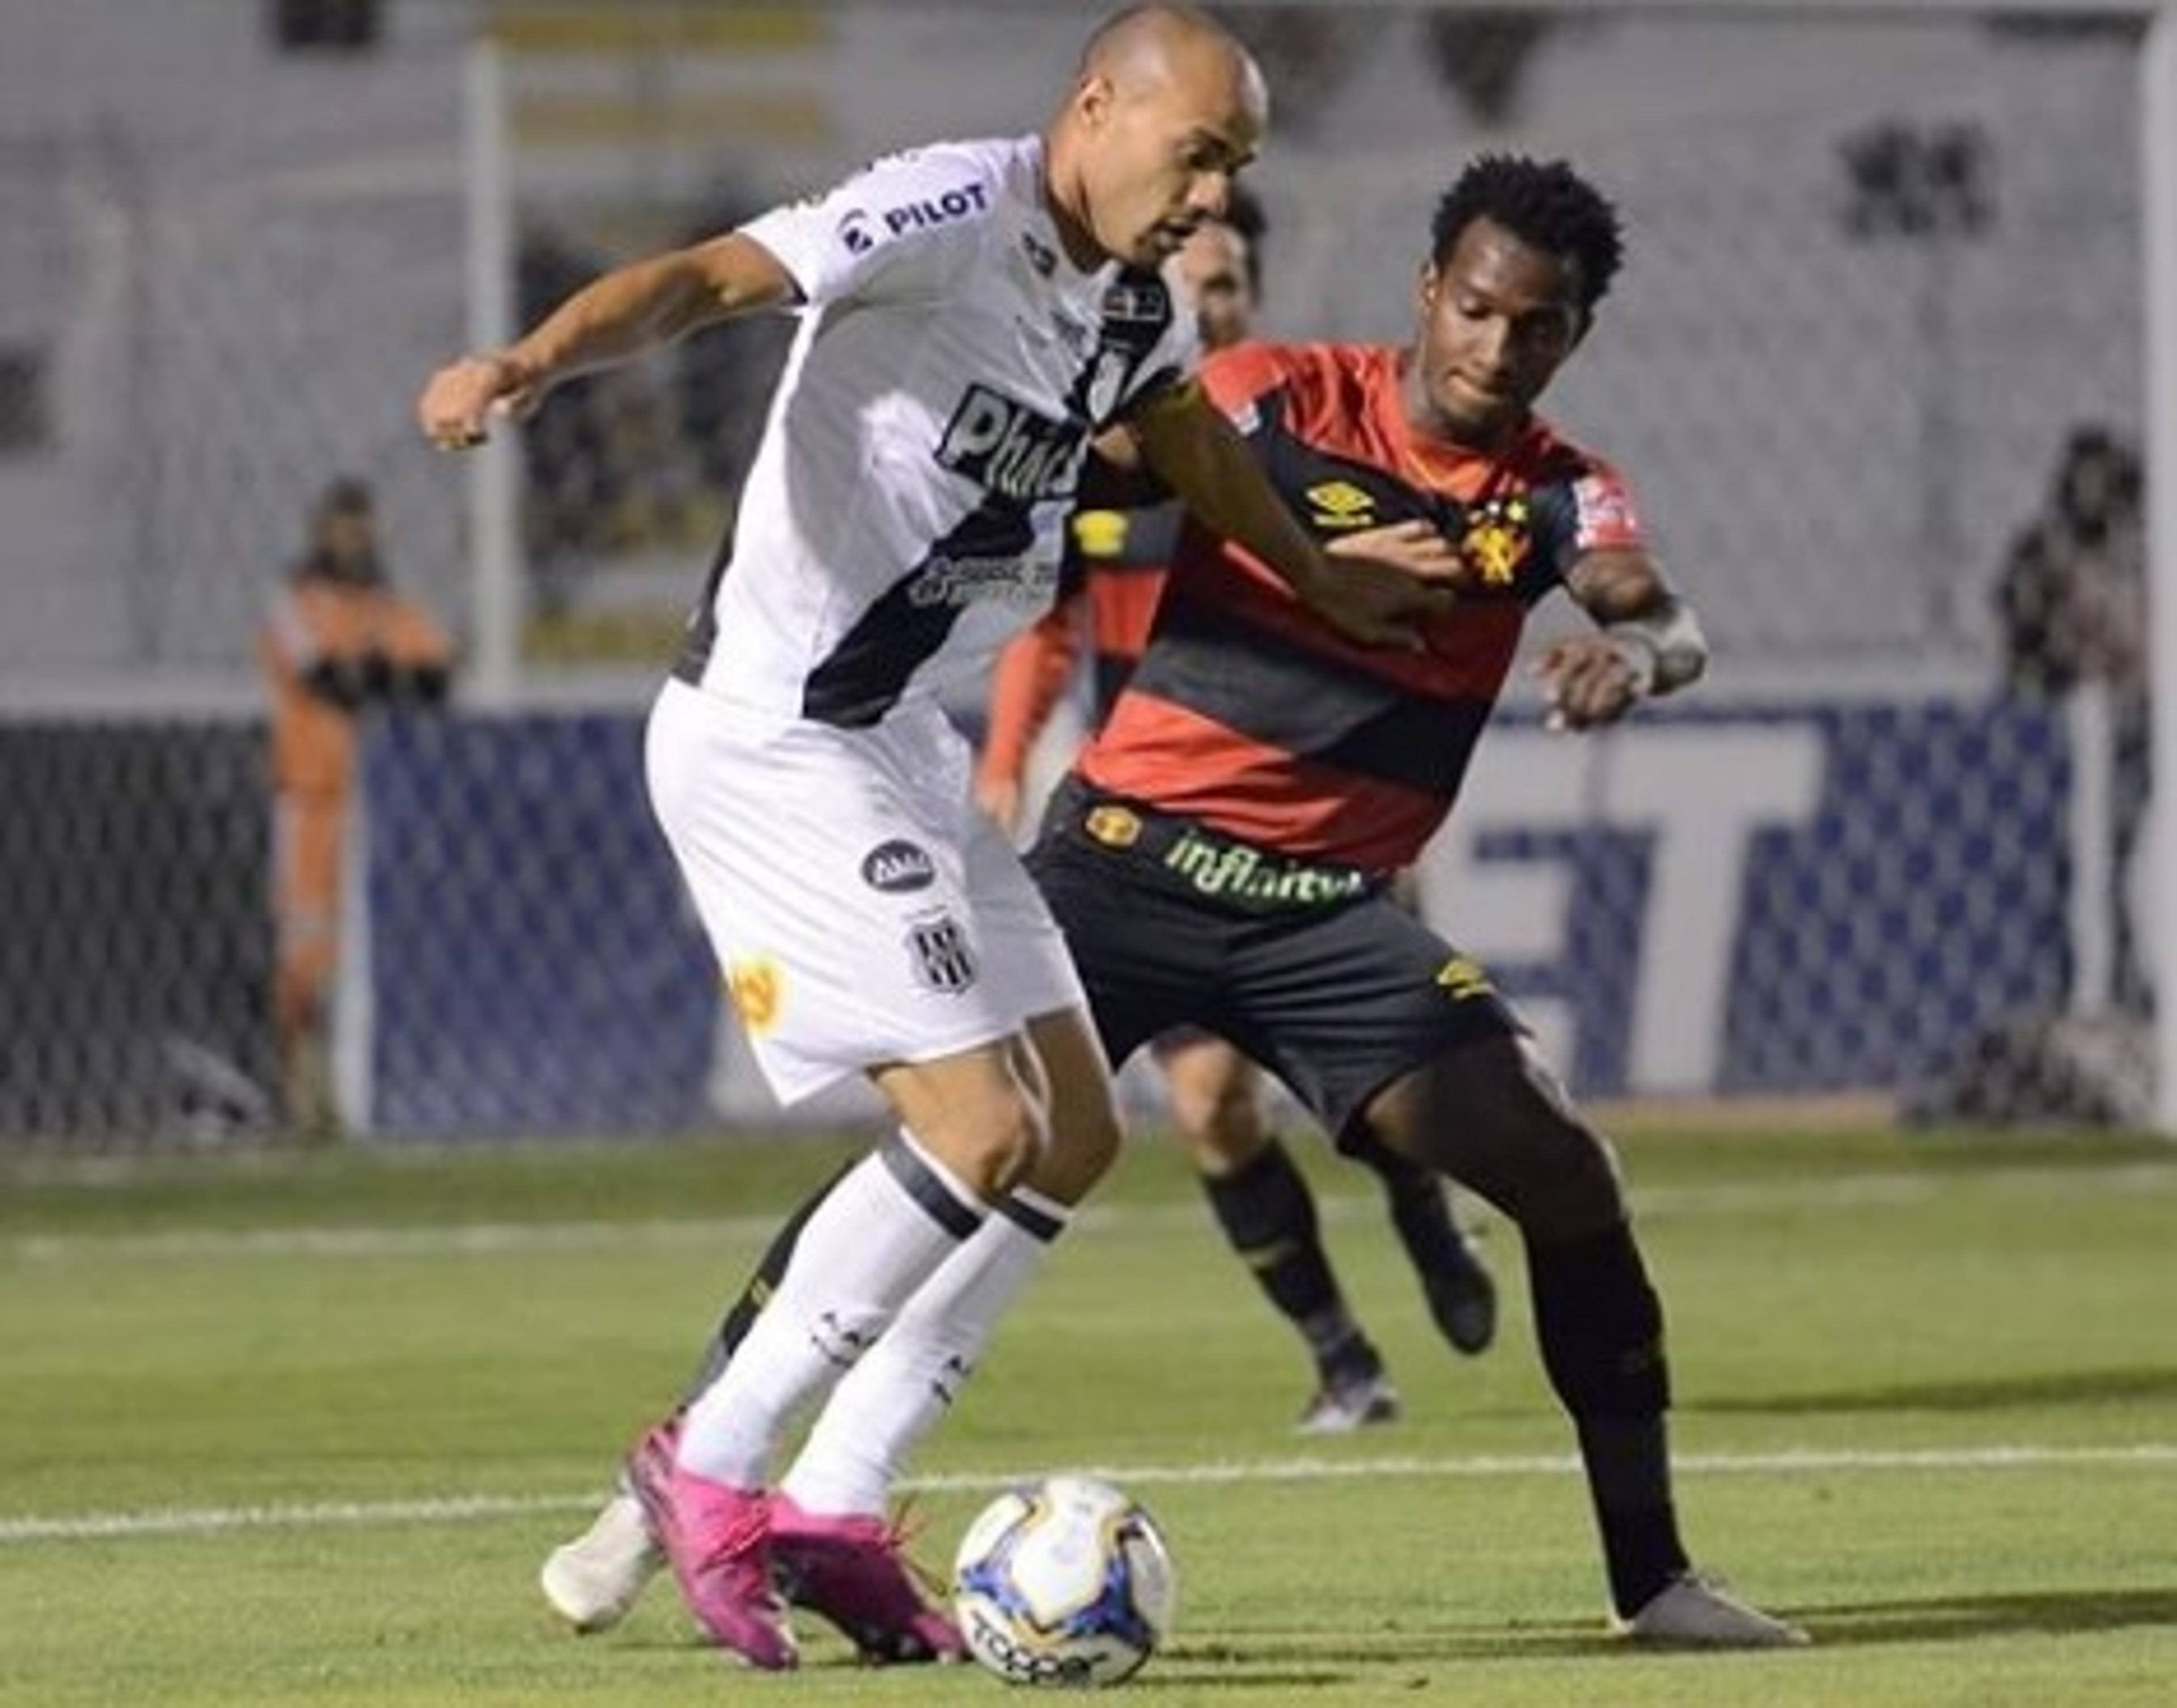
[1085,805,1142,848]
[727,959,783,1035]
[1435,956,1495,1001]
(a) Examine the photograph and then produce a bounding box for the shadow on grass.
[1798,1586,2177,1646]
[611,1587,2177,1683]
[1159,1623,1617,1672]
[1696,1365,2177,1415]
[1150,1586,2177,1675]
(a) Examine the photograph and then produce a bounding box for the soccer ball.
[952,1474,1178,1688]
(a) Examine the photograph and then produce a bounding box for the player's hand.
[976,772,1024,836]
[416,353,545,451]
[1311,520,1463,649]
[1534,634,1648,731]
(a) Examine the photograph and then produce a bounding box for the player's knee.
[1485,1053,1624,1238]
[1166,1062,1264,1176]
[936,1085,1049,1202]
[1507,1114,1627,1244]
[1029,1095,1124,1205]
[1386,1037,1625,1240]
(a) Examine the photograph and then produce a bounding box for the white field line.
[3,1443,2172,1547]
[10,1163,2176,1265]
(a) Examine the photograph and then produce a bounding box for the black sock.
[678,1160,853,1409]
[1527,1221,1689,1616]
[1201,1137,1375,1380]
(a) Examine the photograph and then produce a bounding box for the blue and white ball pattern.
[952,1474,1178,1688]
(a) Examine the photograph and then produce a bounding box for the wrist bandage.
[1603,599,1708,698]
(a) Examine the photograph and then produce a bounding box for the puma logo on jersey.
[936,384,1085,501]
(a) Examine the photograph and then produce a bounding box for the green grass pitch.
[2,1123,2174,1706]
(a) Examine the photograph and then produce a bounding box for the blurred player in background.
[258,477,454,1133]
[545,152,1807,1654]
[421,3,1462,1672]
[976,185,1498,1433]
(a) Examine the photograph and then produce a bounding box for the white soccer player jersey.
[673,134,1200,727]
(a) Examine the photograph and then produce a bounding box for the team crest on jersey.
[1460,496,1533,586]
[905,910,978,994]
[727,958,784,1035]
[1020,229,1057,278]
[1306,481,1378,530]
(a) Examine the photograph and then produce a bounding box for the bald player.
[419,3,1460,1671]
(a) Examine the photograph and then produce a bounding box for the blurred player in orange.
[976,188,1497,1434]
[258,478,454,1130]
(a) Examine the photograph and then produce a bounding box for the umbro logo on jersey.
[1306,481,1378,529]
[1020,230,1057,277]
[936,384,1085,501]
[1435,955,1497,999]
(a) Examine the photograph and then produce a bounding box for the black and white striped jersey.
[675,134,1198,729]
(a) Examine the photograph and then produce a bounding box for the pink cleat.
[625,1422,798,1671]
[769,1493,965,1665]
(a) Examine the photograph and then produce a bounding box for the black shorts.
[1027,813,1520,1148]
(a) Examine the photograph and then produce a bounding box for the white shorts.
[645,677,1087,1107]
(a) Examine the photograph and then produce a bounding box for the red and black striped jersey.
[1074,340,1646,874]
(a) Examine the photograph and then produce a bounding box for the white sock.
[780,1186,1070,1517]
[677,1131,984,1489]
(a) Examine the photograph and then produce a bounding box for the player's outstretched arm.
[1125,384,1458,650]
[1536,548,1709,731]
[417,232,798,451]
